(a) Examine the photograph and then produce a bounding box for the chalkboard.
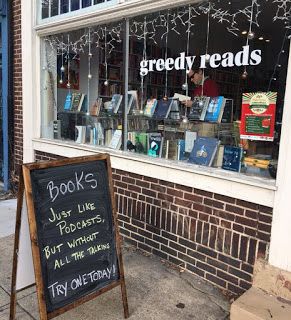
[16,155,128,320]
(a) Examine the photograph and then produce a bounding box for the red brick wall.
[34,151,273,296]
[12,0,23,168]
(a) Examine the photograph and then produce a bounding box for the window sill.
[32,138,276,207]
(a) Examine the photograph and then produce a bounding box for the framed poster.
[240,92,277,141]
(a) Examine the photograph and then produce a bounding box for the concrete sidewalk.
[0,199,230,320]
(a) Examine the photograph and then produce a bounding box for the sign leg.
[9,173,25,320]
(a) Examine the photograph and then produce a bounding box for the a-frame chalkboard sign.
[10,154,129,320]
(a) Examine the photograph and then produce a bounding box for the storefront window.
[40,1,290,180]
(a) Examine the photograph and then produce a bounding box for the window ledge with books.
[32,137,276,208]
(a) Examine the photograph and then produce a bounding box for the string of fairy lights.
[43,0,291,95]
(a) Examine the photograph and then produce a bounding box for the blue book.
[148,133,163,158]
[222,146,243,172]
[178,140,187,160]
[188,137,220,166]
[64,93,72,110]
[204,96,225,123]
[152,98,173,120]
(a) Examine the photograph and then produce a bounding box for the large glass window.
[40,1,290,180]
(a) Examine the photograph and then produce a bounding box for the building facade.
[19,0,291,296]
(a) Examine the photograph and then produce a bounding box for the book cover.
[188,137,220,166]
[169,99,180,120]
[221,99,233,123]
[177,139,187,161]
[152,98,173,120]
[143,98,158,117]
[204,96,226,123]
[90,98,102,116]
[71,93,84,112]
[168,140,178,160]
[108,129,122,149]
[213,145,225,168]
[135,132,148,154]
[75,125,86,144]
[240,92,277,141]
[148,132,163,158]
[173,93,191,102]
[127,93,134,115]
[222,146,243,172]
[64,93,72,111]
[109,94,123,114]
[185,131,197,153]
[128,90,140,112]
[188,96,210,121]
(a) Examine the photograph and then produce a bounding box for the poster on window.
[57,54,80,90]
[240,92,277,141]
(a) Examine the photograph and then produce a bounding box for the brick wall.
[34,151,273,296]
[12,0,23,168]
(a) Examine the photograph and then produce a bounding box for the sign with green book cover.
[240,92,277,141]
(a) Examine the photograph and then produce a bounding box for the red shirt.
[193,78,219,97]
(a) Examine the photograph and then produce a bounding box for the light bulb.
[59,79,63,84]
[248,31,255,40]
[61,65,65,72]
[242,71,248,79]
[182,116,189,124]
[104,80,109,86]
[66,82,71,88]
[88,52,92,57]
[88,74,92,79]
[182,83,188,91]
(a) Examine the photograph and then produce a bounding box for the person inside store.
[183,68,219,107]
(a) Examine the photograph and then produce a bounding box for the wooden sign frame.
[10,154,129,320]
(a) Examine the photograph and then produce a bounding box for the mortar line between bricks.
[0,284,37,319]
[178,274,230,316]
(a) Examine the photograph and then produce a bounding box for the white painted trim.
[22,0,36,163]
[34,0,200,36]
[269,41,291,272]
[32,138,276,207]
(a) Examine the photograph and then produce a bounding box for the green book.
[135,132,148,154]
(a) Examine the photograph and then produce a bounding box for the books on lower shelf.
[75,125,86,144]
[185,131,197,153]
[135,132,148,154]
[148,132,163,158]
[222,145,243,172]
[177,139,187,161]
[204,96,226,123]
[188,136,220,166]
[143,98,158,117]
[108,129,122,149]
[188,96,210,121]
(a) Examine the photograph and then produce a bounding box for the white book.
[174,93,191,102]
[185,131,197,153]
[108,129,122,149]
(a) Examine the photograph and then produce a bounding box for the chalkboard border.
[22,154,129,320]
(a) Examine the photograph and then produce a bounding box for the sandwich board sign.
[10,154,129,320]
